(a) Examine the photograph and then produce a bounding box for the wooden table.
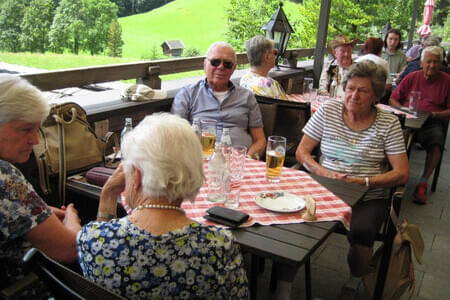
[66,173,367,300]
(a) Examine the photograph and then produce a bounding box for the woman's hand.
[62,203,82,232]
[102,164,125,198]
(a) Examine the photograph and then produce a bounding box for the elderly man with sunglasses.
[171,41,266,159]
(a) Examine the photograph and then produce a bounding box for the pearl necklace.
[133,204,184,214]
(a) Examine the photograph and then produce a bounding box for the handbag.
[363,206,424,300]
[33,102,117,205]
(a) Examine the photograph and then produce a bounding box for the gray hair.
[422,35,440,47]
[342,60,387,98]
[421,45,443,63]
[206,41,237,64]
[0,74,49,126]
[121,113,204,204]
[245,35,274,67]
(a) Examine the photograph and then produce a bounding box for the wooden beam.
[313,0,331,88]
[407,0,420,50]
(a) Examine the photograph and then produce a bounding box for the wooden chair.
[258,102,278,139]
[23,248,127,300]
[255,95,311,166]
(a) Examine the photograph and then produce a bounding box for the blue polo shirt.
[171,79,263,148]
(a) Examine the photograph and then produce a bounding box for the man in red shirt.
[390,46,450,204]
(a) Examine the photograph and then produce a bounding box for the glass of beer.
[266,136,286,183]
[200,119,217,160]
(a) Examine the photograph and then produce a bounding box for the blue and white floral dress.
[77,218,250,299]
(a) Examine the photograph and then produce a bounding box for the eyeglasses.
[207,58,234,69]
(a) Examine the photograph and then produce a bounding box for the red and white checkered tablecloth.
[376,104,417,119]
[182,159,352,229]
[122,159,352,229]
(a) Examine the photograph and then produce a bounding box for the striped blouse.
[303,99,405,178]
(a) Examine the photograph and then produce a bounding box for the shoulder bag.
[33,102,117,205]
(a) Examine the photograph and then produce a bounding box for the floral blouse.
[0,160,52,290]
[77,218,250,299]
[240,71,288,100]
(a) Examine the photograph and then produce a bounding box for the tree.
[49,0,84,54]
[225,0,279,52]
[106,19,123,57]
[20,0,55,53]
[0,0,29,52]
[81,0,119,55]
[50,0,119,55]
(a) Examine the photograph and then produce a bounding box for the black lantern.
[261,2,294,68]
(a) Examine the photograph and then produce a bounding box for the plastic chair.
[23,248,126,300]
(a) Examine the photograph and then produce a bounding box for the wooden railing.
[20,48,317,91]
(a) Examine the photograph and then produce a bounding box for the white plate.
[255,191,306,213]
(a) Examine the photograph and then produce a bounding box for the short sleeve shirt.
[302,100,405,199]
[171,79,263,148]
[240,72,288,100]
[0,160,52,287]
[391,71,450,112]
[77,218,250,299]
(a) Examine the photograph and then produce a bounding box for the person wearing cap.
[171,41,266,160]
[390,46,450,204]
[318,34,357,99]
[240,35,288,100]
[382,28,407,74]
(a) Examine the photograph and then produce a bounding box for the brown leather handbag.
[33,102,117,205]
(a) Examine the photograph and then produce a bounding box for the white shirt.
[355,54,392,85]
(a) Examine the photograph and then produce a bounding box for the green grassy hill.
[119,0,230,59]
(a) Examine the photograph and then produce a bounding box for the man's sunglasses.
[207,58,234,69]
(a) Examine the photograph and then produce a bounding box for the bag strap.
[53,107,78,206]
[103,131,119,168]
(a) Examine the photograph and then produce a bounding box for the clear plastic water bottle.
[207,143,227,202]
[121,118,133,141]
[192,118,201,140]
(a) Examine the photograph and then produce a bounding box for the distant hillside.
[119,0,229,59]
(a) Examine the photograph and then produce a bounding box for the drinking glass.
[229,146,247,181]
[200,119,217,160]
[265,136,286,183]
[303,77,314,95]
[409,91,421,116]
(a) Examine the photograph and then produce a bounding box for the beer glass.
[200,119,217,160]
[409,91,421,116]
[266,136,286,183]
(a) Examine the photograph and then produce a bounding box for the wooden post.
[137,66,161,89]
[407,0,420,50]
[313,0,331,88]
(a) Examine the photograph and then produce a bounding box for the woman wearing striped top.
[296,61,409,299]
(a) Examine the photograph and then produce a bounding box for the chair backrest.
[255,95,311,165]
[258,102,278,138]
[23,248,126,300]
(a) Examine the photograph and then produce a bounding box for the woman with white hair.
[240,35,288,100]
[77,113,249,299]
[0,74,81,296]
